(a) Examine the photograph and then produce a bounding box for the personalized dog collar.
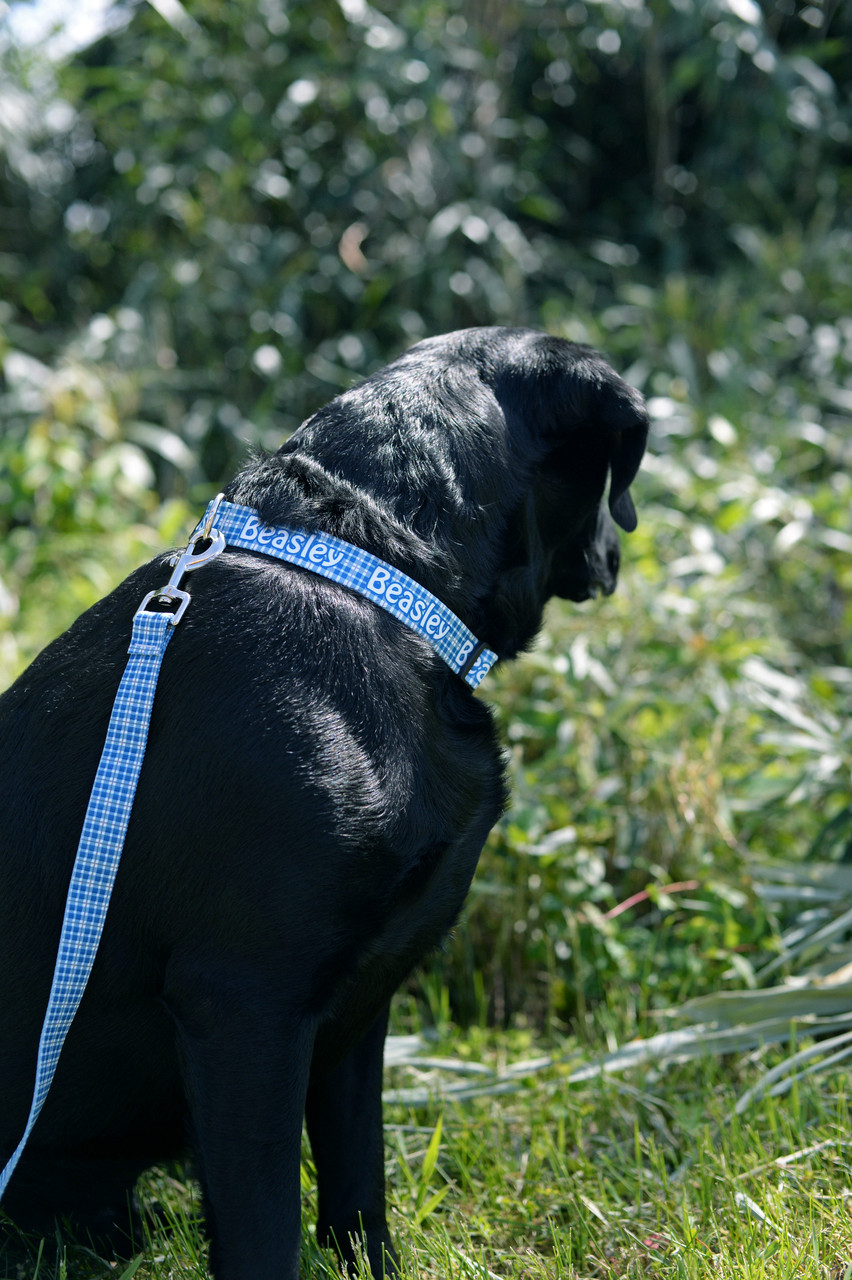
[192,498,498,689]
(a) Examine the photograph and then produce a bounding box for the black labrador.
[0,326,647,1279]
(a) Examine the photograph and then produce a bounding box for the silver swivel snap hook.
[136,494,227,626]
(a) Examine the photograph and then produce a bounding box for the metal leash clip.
[136,493,227,626]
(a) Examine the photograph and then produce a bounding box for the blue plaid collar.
[193,498,498,689]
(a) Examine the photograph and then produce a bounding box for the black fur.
[0,327,647,1279]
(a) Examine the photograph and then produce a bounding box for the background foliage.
[2,0,852,1274]
[1,0,850,1026]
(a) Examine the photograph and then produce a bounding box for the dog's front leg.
[169,973,314,1280]
[306,1004,398,1277]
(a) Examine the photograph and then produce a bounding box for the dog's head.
[233,326,648,663]
[386,327,649,655]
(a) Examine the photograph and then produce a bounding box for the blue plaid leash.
[0,498,496,1196]
[0,526,227,1200]
[0,611,176,1199]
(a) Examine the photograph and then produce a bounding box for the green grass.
[374,1027,852,1279]
[4,1022,852,1278]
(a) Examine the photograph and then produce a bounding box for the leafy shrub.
[1,0,850,1033]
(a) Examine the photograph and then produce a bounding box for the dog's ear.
[593,374,648,534]
[607,424,646,532]
[492,338,648,532]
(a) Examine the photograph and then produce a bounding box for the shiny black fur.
[0,327,647,1279]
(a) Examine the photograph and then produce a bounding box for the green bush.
[1,0,850,1031]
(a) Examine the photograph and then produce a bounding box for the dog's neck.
[225,449,548,662]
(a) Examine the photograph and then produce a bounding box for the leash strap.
[192,499,498,689]
[0,611,174,1198]
[0,500,496,1195]
[0,531,226,1198]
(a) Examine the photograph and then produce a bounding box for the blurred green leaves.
[2,0,850,478]
[1,0,850,1030]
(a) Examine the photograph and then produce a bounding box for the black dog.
[0,327,647,1279]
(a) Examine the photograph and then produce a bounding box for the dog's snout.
[550,508,623,603]
[601,541,620,595]
[583,508,621,597]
